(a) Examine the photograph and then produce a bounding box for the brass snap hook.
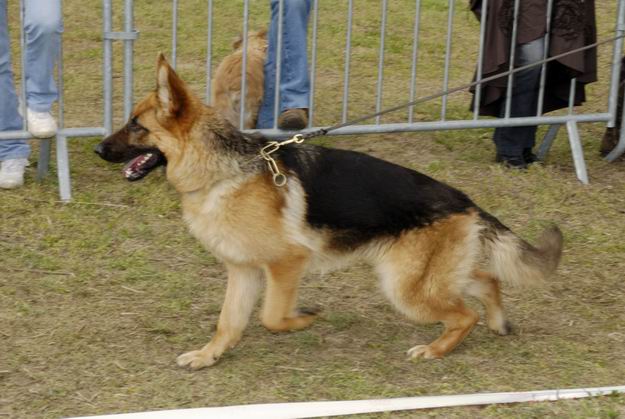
[259,135,306,187]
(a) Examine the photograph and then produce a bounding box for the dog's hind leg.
[377,214,482,359]
[383,268,479,359]
[464,269,511,335]
[260,252,317,332]
[177,264,263,369]
[403,300,479,359]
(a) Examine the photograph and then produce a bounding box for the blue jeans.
[493,37,545,156]
[256,0,311,129]
[0,0,62,161]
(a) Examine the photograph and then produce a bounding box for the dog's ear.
[156,53,189,118]
[256,27,268,39]
[231,34,243,51]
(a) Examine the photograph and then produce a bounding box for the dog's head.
[232,28,268,53]
[95,54,202,181]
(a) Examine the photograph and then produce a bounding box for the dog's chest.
[182,186,244,261]
[180,180,284,264]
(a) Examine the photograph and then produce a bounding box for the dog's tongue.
[123,152,159,181]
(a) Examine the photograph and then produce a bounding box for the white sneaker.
[26,109,58,138]
[0,158,29,189]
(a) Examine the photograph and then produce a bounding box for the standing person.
[256,0,312,131]
[600,56,624,158]
[469,0,597,169]
[0,0,62,189]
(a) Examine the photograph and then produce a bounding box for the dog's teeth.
[145,153,152,159]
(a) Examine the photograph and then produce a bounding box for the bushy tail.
[480,213,563,287]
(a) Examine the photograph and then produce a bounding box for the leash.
[260,33,625,186]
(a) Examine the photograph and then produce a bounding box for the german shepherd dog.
[95,55,563,370]
[211,29,267,130]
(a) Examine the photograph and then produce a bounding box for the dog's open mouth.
[123,151,166,181]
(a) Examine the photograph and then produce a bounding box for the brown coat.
[469,0,597,117]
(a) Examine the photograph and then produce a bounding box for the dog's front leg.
[177,264,263,369]
[261,253,318,332]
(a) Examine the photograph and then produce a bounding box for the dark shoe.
[496,154,527,170]
[277,108,308,130]
[523,148,540,165]
[600,127,619,157]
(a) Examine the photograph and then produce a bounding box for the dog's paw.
[176,349,219,369]
[488,319,513,336]
[406,344,441,360]
[496,320,513,336]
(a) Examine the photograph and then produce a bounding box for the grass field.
[2,1,625,418]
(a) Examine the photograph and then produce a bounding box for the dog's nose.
[94,143,105,156]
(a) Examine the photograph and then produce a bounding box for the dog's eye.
[128,117,147,133]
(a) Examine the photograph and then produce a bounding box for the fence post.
[18,0,28,133]
[55,0,73,201]
[272,0,284,129]
[536,0,554,116]
[205,0,213,103]
[103,0,113,136]
[607,0,625,128]
[604,0,625,162]
[308,0,319,127]
[440,0,454,121]
[503,0,520,119]
[123,0,134,120]
[375,0,388,125]
[408,0,422,123]
[341,0,353,123]
[239,0,250,129]
[171,0,178,69]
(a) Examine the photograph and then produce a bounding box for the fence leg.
[36,138,52,181]
[565,120,588,184]
[55,135,72,201]
[537,124,561,160]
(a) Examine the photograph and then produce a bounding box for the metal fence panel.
[1,0,624,200]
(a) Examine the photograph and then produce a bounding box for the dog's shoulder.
[278,144,477,246]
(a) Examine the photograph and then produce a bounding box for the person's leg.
[493,37,545,166]
[278,0,311,112]
[0,0,30,188]
[0,0,30,163]
[600,56,624,156]
[23,0,62,113]
[257,0,311,129]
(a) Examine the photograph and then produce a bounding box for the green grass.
[2,1,625,418]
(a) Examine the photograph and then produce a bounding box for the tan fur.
[262,252,316,332]
[486,225,563,288]
[211,29,267,129]
[103,56,556,369]
[467,270,508,335]
[375,212,484,359]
